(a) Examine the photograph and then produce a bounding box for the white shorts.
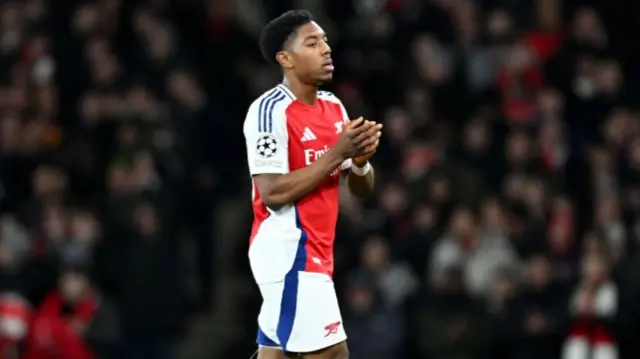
[255,271,347,353]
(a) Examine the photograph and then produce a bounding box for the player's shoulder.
[318,90,348,120]
[248,85,296,114]
[317,90,342,105]
[245,85,296,132]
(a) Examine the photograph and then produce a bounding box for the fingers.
[347,122,371,140]
[355,124,382,147]
[362,139,380,153]
[345,117,363,130]
[343,118,383,157]
[355,141,379,158]
[358,125,382,155]
[359,134,381,152]
[353,128,374,144]
[369,123,383,132]
[347,118,379,132]
[353,121,380,143]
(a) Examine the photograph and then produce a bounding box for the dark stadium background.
[1,0,640,358]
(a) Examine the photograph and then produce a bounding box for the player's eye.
[307,42,318,47]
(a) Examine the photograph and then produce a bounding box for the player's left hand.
[351,119,382,167]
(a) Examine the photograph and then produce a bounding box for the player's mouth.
[322,59,334,72]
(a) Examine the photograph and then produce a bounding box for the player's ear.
[276,51,294,70]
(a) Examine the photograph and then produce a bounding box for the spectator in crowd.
[342,274,405,359]
[562,252,618,359]
[107,202,189,359]
[413,265,492,359]
[0,293,30,359]
[23,260,120,359]
[430,205,520,297]
[353,235,418,309]
[506,253,567,359]
[1,0,204,357]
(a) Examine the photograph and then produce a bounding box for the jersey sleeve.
[337,101,352,170]
[244,101,289,175]
[340,157,353,170]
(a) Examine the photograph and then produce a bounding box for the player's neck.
[281,78,318,105]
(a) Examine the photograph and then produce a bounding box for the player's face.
[288,22,333,83]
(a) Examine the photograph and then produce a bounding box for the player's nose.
[321,41,331,55]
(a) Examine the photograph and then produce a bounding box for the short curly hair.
[259,10,314,66]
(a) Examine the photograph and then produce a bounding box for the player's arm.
[254,154,345,209]
[346,160,376,198]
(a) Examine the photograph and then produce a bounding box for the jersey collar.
[277,84,296,101]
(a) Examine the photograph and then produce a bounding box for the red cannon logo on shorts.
[323,321,341,337]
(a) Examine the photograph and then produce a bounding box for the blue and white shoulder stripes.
[318,90,341,104]
[257,85,295,133]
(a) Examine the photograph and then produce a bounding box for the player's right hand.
[334,117,382,159]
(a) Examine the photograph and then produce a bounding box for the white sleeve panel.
[338,101,352,170]
[244,94,290,175]
[320,91,353,170]
[340,158,352,170]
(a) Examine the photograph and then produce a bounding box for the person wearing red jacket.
[22,263,121,359]
[0,293,30,359]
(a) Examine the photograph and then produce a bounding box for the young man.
[243,10,382,359]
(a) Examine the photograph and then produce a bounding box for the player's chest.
[286,107,344,167]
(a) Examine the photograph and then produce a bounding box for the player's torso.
[246,87,346,282]
[284,98,344,272]
[285,99,344,180]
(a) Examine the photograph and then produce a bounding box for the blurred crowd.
[0,0,226,358]
[2,0,640,359]
[229,0,640,359]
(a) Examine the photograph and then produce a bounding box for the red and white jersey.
[244,84,351,284]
